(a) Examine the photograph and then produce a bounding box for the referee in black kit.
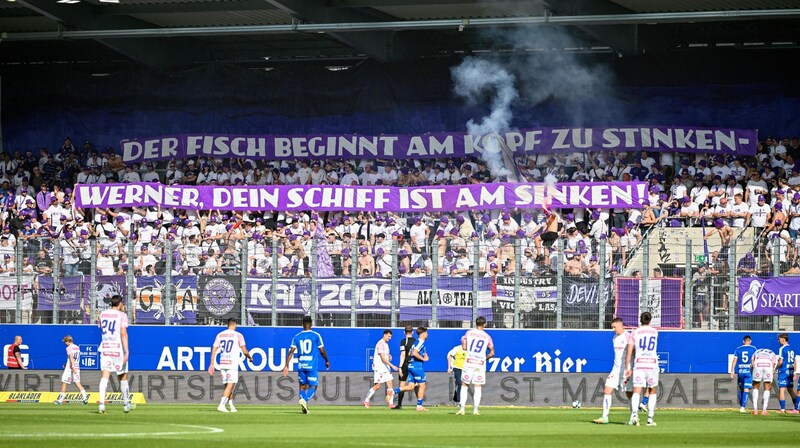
[393,325,416,410]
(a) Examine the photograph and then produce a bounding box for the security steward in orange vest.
[6,335,26,369]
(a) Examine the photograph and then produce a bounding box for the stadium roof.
[1,0,799,70]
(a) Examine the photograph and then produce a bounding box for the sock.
[81,390,87,401]
[365,389,375,402]
[794,396,800,410]
[742,391,750,408]
[417,398,424,407]
[99,378,108,406]
[397,391,405,406]
[752,389,759,410]
[780,399,786,410]
[459,384,469,410]
[299,389,307,400]
[763,390,770,411]
[473,387,482,411]
[228,399,234,408]
[647,394,657,419]
[120,380,130,405]
[630,392,640,416]
[602,394,612,418]
[57,393,64,403]
[737,389,743,407]
[219,396,228,406]
[641,395,649,406]
[306,387,316,401]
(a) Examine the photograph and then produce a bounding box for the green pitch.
[1,404,797,448]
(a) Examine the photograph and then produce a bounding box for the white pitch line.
[0,424,224,438]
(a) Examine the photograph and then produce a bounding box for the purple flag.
[615,278,683,328]
[120,127,758,163]
[74,182,648,212]
[739,277,800,316]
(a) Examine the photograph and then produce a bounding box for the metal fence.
[0,229,796,330]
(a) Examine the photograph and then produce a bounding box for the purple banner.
[738,277,800,316]
[135,276,198,324]
[74,182,647,212]
[246,276,492,320]
[615,278,683,328]
[120,127,758,163]
[37,276,83,311]
[399,277,493,322]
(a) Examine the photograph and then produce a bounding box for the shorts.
[753,367,773,383]
[461,358,486,386]
[605,367,626,391]
[399,365,409,382]
[632,362,659,389]
[541,231,558,245]
[100,353,128,375]
[61,367,81,384]
[737,372,753,390]
[373,371,393,384]
[220,368,239,385]
[298,370,319,387]
[407,365,426,384]
[778,372,794,389]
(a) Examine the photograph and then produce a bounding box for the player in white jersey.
[625,312,659,426]
[751,348,777,415]
[54,335,88,405]
[208,318,253,413]
[363,330,399,408]
[594,318,631,424]
[457,316,494,416]
[97,294,130,414]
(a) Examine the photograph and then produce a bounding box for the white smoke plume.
[451,23,621,179]
[452,58,518,179]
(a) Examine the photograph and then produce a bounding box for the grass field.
[1,404,799,448]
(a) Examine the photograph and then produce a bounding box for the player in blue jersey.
[282,316,330,414]
[730,335,757,413]
[776,333,798,413]
[394,327,429,411]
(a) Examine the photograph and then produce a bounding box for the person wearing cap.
[408,216,429,256]
[679,196,699,225]
[745,171,768,206]
[497,212,519,237]
[690,174,710,205]
[788,193,800,241]
[704,218,734,256]
[437,250,457,275]
[356,245,375,277]
[670,173,689,202]
[746,195,771,236]
[165,161,183,185]
[564,250,585,277]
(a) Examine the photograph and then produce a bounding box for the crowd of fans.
[0,135,799,282]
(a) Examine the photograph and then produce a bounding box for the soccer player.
[54,335,88,405]
[751,347,778,415]
[98,294,130,414]
[208,318,253,413]
[776,333,798,413]
[625,312,658,426]
[393,325,416,410]
[394,327,429,411]
[363,330,398,408]
[457,316,494,416]
[594,318,630,424]
[282,315,330,414]
[730,335,757,413]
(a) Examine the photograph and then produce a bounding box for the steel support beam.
[544,0,638,55]
[15,0,206,68]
